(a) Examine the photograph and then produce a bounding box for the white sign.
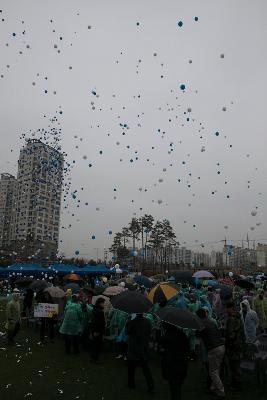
[34,303,58,318]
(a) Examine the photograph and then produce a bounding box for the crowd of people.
[2,272,267,400]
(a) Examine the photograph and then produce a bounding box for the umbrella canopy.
[173,271,193,284]
[44,286,65,299]
[14,277,34,287]
[111,291,152,314]
[148,283,179,304]
[125,283,136,291]
[64,283,80,293]
[193,270,215,279]
[94,286,105,295]
[234,279,255,290]
[219,277,234,286]
[151,274,166,282]
[91,295,112,312]
[29,280,48,292]
[63,273,83,282]
[133,275,153,288]
[103,286,124,297]
[156,306,203,330]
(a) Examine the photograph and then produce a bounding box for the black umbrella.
[111,291,152,314]
[29,280,48,292]
[234,279,255,290]
[14,277,34,287]
[156,306,203,330]
[173,271,193,284]
[134,275,153,288]
[94,286,105,295]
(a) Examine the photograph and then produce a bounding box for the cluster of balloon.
[0,6,263,259]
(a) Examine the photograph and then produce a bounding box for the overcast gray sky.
[1,0,267,259]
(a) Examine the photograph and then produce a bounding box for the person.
[80,302,93,350]
[240,299,259,344]
[6,288,21,345]
[160,322,189,400]
[252,289,267,333]
[125,313,154,393]
[59,295,82,354]
[90,298,106,362]
[65,289,72,305]
[196,308,225,398]
[225,302,245,391]
[23,288,34,318]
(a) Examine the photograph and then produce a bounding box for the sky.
[0,0,267,259]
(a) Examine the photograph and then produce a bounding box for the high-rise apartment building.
[0,173,17,249]
[15,140,64,258]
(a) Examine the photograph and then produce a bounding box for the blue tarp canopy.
[0,263,114,277]
[50,263,111,275]
[1,263,49,277]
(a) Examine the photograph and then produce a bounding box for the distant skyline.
[1,1,267,258]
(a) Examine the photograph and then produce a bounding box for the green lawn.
[0,300,265,400]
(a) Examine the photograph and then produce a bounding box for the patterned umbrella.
[148,282,179,304]
[103,286,124,296]
[92,295,112,312]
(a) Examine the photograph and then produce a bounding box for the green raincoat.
[60,303,82,336]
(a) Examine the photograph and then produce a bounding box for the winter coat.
[240,300,259,344]
[198,318,224,352]
[108,309,128,336]
[59,302,82,336]
[160,326,189,382]
[91,305,106,335]
[125,316,151,362]
[252,296,267,329]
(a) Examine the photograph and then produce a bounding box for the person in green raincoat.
[6,289,21,344]
[60,295,82,354]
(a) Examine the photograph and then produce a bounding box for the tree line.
[109,214,178,273]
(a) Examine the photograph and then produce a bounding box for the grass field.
[0,299,265,400]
